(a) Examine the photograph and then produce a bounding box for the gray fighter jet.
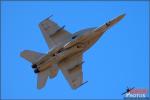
[20,14,125,89]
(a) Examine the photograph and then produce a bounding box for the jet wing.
[58,52,84,89]
[39,17,72,49]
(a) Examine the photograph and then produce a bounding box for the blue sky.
[1,1,149,99]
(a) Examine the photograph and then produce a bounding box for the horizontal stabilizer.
[20,50,46,63]
[37,69,49,89]
[37,66,58,89]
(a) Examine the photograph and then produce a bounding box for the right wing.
[39,17,72,49]
[58,52,84,89]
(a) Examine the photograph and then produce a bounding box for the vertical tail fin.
[49,64,59,79]
[20,50,59,89]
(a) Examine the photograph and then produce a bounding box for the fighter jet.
[20,14,125,89]
[122,87,135,95]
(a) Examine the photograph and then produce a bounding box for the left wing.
[58,52,84,89]
[39,17,72,49]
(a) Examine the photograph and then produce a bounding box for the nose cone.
[106,13,126,28]
[94,14,126,33]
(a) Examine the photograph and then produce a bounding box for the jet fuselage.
[20,14,125,89]
[33,27,102,73]
[33,14,125,74]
